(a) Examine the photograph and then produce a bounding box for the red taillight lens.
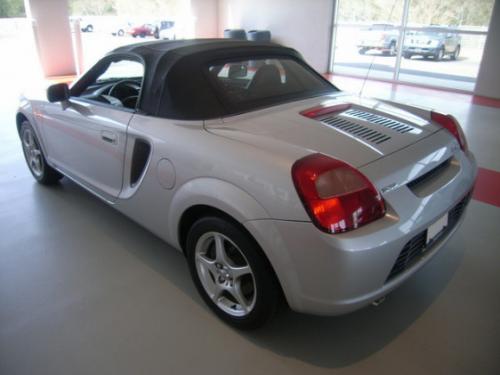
[431,111,468,151]
[300,103,351,119]
[292,153,386,234]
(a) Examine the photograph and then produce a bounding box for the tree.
[0,0,25,18]
[69,0,116,16]
[336,0,495,27]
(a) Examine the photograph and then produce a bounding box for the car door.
[40,57,144,202]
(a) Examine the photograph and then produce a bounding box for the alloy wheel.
[22,128,44,177]
[194,231,257,317]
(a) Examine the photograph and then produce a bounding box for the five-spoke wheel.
[22,126,44,178]
[187,216,281,329]
[195,232,256,317]
[20,121,62,184]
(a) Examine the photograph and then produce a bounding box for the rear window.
[208,57,336,113]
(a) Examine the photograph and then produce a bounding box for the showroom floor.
[1,75,499,374]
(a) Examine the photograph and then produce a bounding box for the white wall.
[475,0,500,99]
[191,0,219,38]
[218,0,333,73]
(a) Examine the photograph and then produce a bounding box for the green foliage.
[68,0,184,17]
[337,0,495,27]
[409,0,495,26]
[0,0,25,18]
[69,0,116,16]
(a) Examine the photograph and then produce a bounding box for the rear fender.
[167,177,270,248]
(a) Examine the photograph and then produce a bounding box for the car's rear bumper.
[245,147,477,316]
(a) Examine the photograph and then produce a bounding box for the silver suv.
[403,28,461,61]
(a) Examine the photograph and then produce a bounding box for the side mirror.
[47,83,70,103]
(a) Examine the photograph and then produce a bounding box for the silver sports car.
[16,39,477,329]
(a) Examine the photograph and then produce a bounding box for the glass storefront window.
[331,0,495,92]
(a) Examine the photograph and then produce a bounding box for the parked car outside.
[156,20,176,40]
[111,21,133,37]
[357,24,399,56]
[80,19,94,32]
[127,23,156,38]
[403,27,461,61]
[17,39,476,329]
[70,16,94,32]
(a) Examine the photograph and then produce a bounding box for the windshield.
[208,57,336,113]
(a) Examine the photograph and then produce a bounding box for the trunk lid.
[205,95,439,167]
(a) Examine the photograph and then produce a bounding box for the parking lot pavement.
[332,46,482,91]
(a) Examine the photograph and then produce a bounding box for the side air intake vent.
[130,139,151,186]
[321,116,392,145]
[342,109,416,134]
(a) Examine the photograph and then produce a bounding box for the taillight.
[431,111,468,151]
[292,153,386,234]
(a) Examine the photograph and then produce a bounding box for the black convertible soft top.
[72,39,334,120]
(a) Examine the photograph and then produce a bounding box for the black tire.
[86,24,93,32]
[223,29,247,40]
[140,32,146,38]
[403,52,412,59]
[186,216,281,330]
[117,29,124,37]
[247,30,271,42]
[383,41,396,56]
[20,121,62,185]
[451,45,460,60]
[433,48,444,61]
[358,48,368,55]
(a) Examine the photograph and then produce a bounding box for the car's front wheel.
[451,45,460,60]
[186,216,281,329]
[384,41,396,56]
[20,121,62,185]
[433,47,444,61]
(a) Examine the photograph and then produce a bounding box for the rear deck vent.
[321,116,392,145]
[342,109,415,134]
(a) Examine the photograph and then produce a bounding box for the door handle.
[101,130,117,144]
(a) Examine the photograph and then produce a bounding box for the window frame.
[70,53,146,113]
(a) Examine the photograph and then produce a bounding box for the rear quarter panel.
[113,114,310,249]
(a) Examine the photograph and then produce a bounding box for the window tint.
[208,58,335,111]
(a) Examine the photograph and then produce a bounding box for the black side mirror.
[47,83,70,103]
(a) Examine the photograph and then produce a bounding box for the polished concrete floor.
[1,82,500,374]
